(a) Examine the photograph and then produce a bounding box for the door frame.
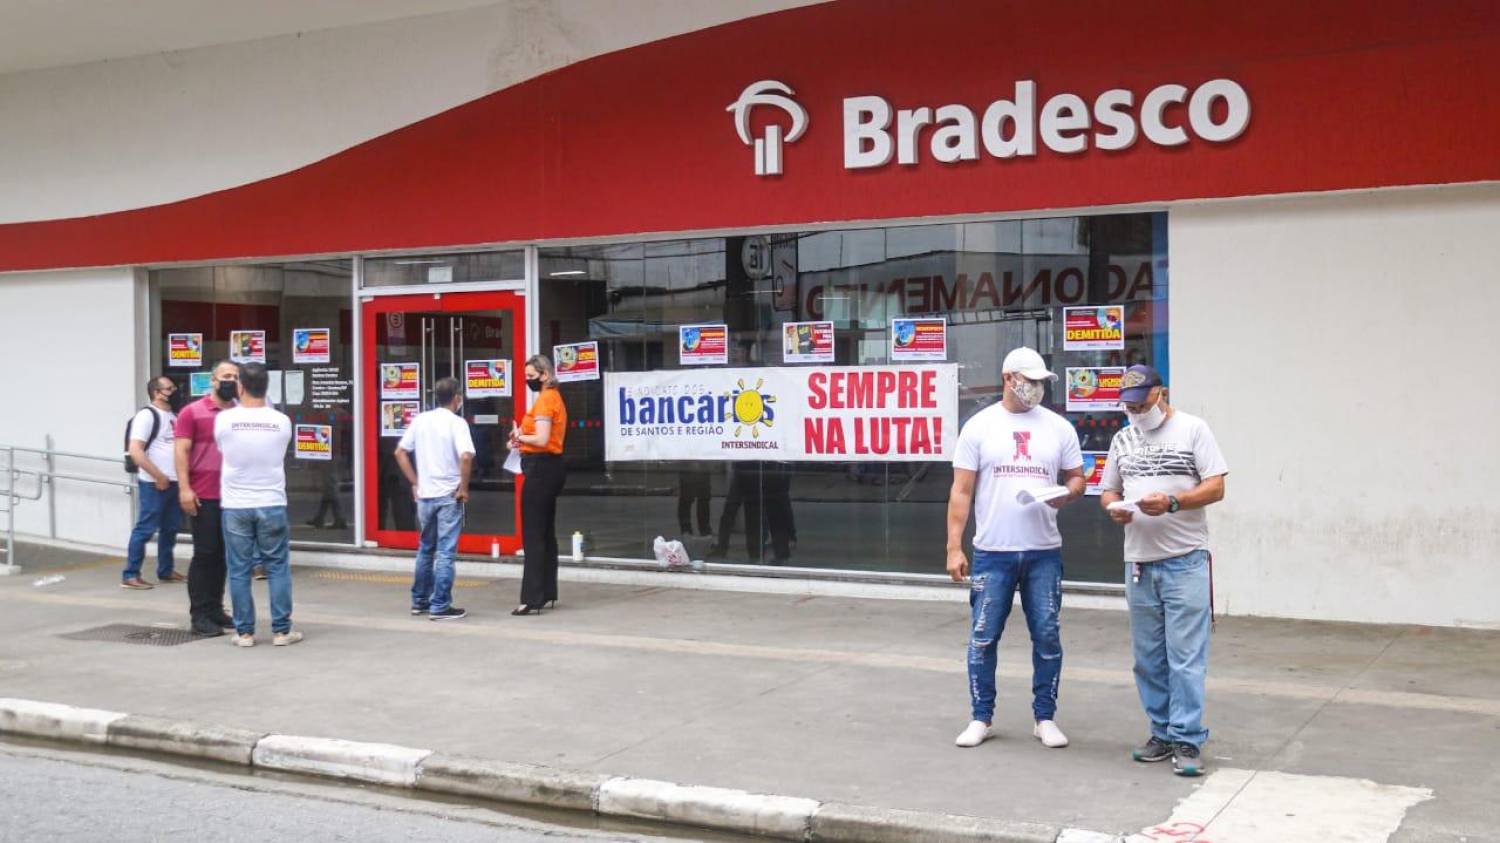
[361,289,527,554]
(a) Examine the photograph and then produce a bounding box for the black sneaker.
[429,607,467,621]
[209,612,234,629]
[410,606,428,616]
[1172,742,1205,777]
[190,617,226,637]
[1132,736,1174,763]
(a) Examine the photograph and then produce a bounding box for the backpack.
[122,407,163,474]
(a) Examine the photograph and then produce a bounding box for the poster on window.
[1066,367,1125,411]
[167,333,203,368]
[381,401,419,437]
[292,328,331,364]
[189,371,212,397]
[1081,451,1108,495]
[229,330,266,364]
[1063,306,1126,351]
[465,359,509,397]
[385,313,408,356]
[782,320,834,364]
[554,341,600,383]
[679,324,728,366]
[380,362,419,399]
[293,424,333,461]
[890,317,947,361]
[606,364,957,462]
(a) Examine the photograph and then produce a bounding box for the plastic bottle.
[490,539,500,559]
[571,530,585,562]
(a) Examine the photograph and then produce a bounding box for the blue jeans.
[124,480,182,581]
[1125,548,1211,748]
[222,506,293,635]
[412,497,463,613]
[967,548,1063,723]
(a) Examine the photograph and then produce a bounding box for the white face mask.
[1010,376,1044,409]
[1126,395,1167,431]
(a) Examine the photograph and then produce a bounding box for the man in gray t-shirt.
[1101,365,1227,777]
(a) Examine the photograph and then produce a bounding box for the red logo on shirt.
[1013,431,1032,461]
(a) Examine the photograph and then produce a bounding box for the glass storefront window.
[539,213,1167,582]
[362,250,524,288]
[150,261,356,545]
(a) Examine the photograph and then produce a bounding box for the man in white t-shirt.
[213,362,300,648]
[946,347,1085,750]
[1100,364,1227,777]
[122,376,184,589]
[395,376,475,621]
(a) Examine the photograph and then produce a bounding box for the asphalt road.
[0,740,714,843]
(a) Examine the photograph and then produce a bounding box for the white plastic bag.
[652,535,691,569]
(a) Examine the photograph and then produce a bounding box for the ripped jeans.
[967,549,1063,723]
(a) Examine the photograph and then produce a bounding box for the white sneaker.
[1033,719,1069,748]
[954,720,994,748]
[230,633,255,648]
[273,630,304,647]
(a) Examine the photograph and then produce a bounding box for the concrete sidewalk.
[1,543,1496,842]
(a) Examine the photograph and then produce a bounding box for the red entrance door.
[362,291,526,554]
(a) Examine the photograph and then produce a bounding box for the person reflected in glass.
[509,355,568,615]
[306,406,349,530]
[711,462,792,565]
[677,462,712,537]
[708,463,744,560]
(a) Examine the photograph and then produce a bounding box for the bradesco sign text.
[843,79,1249,169]
[605,365,957,462]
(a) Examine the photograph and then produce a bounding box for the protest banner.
[292,328,331,364]
[294,424,333,460]
[465,359,509,397]
[380,362,420,400]
[1063,306,1125,350]
[554,341,600,382]
[168,333,202,368]
[1066,366,1124,411]
[606,364,957,462]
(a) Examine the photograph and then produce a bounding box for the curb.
[0,697,1070,842]
[0,697,125,744]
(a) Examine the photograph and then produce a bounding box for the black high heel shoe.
[511,604,543,616]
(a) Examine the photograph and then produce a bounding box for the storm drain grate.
[59,623,209,647]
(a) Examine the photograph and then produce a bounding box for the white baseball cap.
[1001,347,1057,381]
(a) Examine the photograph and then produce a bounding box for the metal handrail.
[1,438,137,573]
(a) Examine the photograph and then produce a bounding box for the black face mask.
[164,391,184,412]
[215,380,239,401]
[526,378,544,393]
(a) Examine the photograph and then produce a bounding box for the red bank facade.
[1,0,1496,626]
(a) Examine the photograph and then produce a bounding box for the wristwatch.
[1167,495,1181,513]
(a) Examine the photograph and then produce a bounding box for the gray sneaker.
[1133,736,1174,763]
[1172,742,1205,776]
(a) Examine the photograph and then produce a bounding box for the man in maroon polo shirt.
[174,360,240,636]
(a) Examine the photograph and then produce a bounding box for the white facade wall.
[1170,184,1500,628]
[0,0,817,225]
[0,269,145,548]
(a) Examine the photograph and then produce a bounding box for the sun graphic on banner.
[728,378,776,438]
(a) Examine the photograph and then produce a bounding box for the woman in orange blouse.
[508,354,568,615]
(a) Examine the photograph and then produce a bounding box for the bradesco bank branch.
[2,1,1497,624]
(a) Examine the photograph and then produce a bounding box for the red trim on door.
[361,290,526,555]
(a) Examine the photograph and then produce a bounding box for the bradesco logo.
[730,78,1249,174]
[616,378,780,447]
[728,81,809,176]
